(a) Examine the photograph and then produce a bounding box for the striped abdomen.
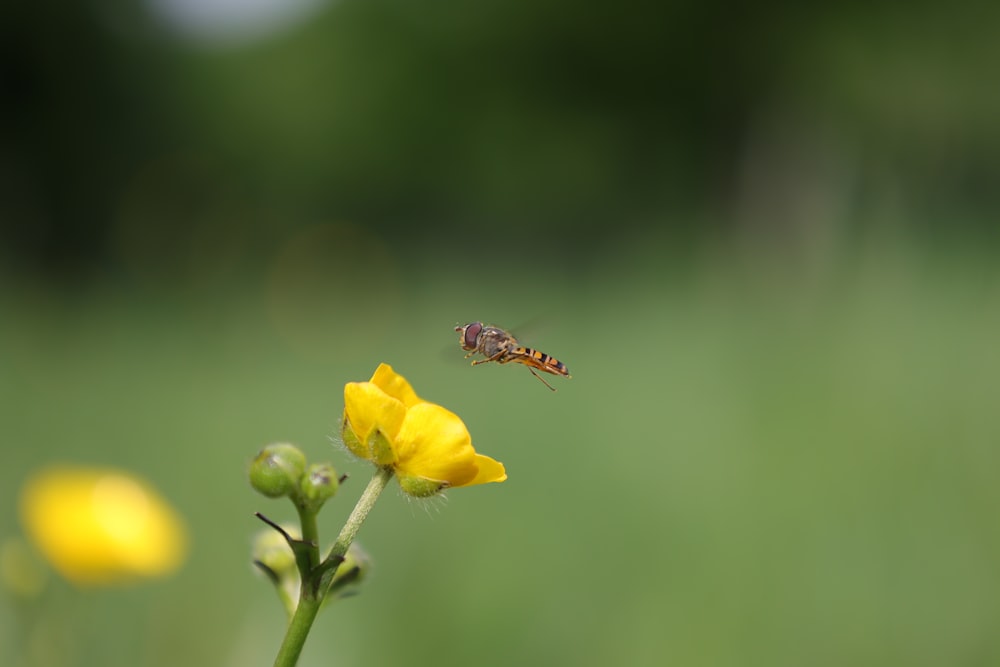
[507,346,571,377]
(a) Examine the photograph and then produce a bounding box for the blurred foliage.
[2,0,1000,280]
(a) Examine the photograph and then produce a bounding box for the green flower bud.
[251,525,301,613]
[249,443,307,498]
[326,542,372,601]
[251,525,298,581]
[298,462,339,511]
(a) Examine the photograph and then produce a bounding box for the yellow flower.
[19,466,188,586]
[342,363,506,496]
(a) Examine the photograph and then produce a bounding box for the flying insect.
[455,322,571,391]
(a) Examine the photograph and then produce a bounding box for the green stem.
[323,466,393,575]
[272,466,394,667]
[295,504,321,572]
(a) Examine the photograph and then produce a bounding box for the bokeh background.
[3,1,1000,665]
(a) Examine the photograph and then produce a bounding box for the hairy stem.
[272,467,393,667]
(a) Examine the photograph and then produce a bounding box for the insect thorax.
[479,327,515,357]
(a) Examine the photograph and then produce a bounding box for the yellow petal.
[369,363,422,408]
[456,454,507,488]
[343,381,406,460]
[345,363,508,494]
[393,402,478,487]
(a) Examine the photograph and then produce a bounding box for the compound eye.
[462,322,482,349]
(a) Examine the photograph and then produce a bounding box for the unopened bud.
[249,443,307,498]
[297,462,339,511]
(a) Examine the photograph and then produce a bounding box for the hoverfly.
[455,322,571,391]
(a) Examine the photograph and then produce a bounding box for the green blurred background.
[3,1,1000,665]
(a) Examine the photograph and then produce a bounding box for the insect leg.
[528,367,557,391]
[470,350,506,366]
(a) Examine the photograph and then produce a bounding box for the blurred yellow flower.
[342,363,506,496]
[19,466,188,586]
